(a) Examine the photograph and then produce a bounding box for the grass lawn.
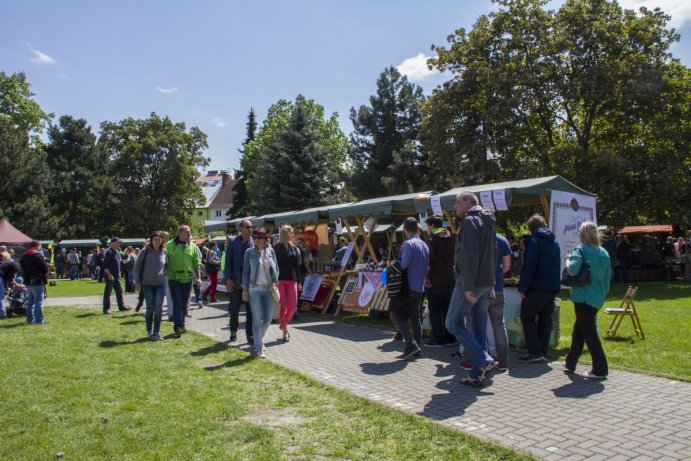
[339,281,691,382]
[0,307,531,461]
[554,281,691,382]
[46,279,119,298]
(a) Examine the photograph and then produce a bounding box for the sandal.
[460,376,484,388]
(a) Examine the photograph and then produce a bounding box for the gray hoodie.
[458,206,497,291]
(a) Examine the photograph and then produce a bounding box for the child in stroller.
[6,275,28,318]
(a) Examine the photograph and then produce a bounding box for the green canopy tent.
[204,220,229,233]
[414,176,596,233]
[58,239,102,248]
[118,238,146,247]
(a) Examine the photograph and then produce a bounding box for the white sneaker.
[197,301,204,309]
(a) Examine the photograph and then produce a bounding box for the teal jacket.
[568,244,611,309]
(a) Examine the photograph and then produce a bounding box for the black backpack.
[386,260,405,299]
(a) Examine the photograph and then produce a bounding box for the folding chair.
[604,286,644,339]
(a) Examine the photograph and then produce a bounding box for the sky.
[2,0,690,173]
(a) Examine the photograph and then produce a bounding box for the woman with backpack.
[563,222,611,379]
[134,231,168,341]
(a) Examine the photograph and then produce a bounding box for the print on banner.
[300,274,324,301]
[550,190,597,272]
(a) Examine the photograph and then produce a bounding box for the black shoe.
[478,360,498,381]
[450,351,463,359]
[396,344,421,360]
[519,354,546,363]
[423,340,445,348]
[230,333,237,342]
[135,305,142,312]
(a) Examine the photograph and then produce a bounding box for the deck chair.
[604,286,644,339]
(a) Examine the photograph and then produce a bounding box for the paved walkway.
[49,298,691,460]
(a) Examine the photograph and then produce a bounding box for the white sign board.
[493,189,509,211]
[300,274,324,301]
[431,195,443,216]
[550,190,597,272]
[340,241,356,268]
[480,191,495,211]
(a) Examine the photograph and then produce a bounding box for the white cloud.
[28,46,56,65]
[155,86,178,94]
[396,53,438,81]
[618,0,691,29]
[211,117,229,128]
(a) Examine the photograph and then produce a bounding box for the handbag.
[270,283,281,304]
[561,247,592,287]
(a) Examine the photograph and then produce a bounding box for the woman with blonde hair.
[563,222,612,379]
[274,225,302,342]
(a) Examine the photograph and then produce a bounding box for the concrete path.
[48,298,691,460]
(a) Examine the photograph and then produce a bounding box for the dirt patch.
[244,408,315,427]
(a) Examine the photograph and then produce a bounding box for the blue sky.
[2,0,689,172]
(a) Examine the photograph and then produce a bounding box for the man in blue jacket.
[518,215,561,362]
[224,219,254,343]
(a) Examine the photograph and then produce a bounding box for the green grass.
[554,281,691,382]
[0,307,532,461]
[46,279,117,297]
[338,281,691,381]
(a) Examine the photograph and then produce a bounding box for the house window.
[197,211,203,216]
[215,210,222,217]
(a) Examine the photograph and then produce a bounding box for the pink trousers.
[278,280,298,330]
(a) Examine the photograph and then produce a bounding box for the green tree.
[228,108,257,218]
[0,71,52,136]
[45,116,117,239]
[98,113,209,235]
[349,67,427,198]
[423,0,688,226]
[0,120,59,237]
[245,96,350,215]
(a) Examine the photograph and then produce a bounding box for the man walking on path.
[390,217,429,360]
[20,240,49,324]
[518,214,561,363]
[423,215,456,348]
[488,234,512,370]
[224,218,254,344]
[102,238,130,314]
[445,191,498,387]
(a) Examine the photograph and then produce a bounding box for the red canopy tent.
[0,218,33,251]
[621,225,673,235]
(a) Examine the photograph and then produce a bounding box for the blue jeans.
[26,284,45,324]
[103,278,125,312]
[143,284,165,335]
[248,286,273,353]
[0,278,6,318]
[446,285,494,378]
[70,264,79,280]
[168,280,192,331]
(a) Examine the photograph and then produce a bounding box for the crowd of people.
[1,205,687,382]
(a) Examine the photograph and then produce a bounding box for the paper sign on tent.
[480,191,495,211]
[431,195,442,216]
[493,189,508,211]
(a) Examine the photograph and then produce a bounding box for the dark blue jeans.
[425,284,455,344]
[143,284,165,335]
[520,291,557,356]
[168,279,192,330]
[103,278,125,312]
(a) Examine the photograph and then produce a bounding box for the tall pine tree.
[348,67,427,199]
[228,108,257,218]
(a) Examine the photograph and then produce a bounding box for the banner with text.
[550,190,597,272]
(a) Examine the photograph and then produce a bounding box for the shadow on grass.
[603,336,636,344]
[119,319,142,326]
[204,354,256,371]
[551,373,605,398]
[99,337,151,348]
[0,321,28,329]
[75,312,101,318]
[190,342,229,357]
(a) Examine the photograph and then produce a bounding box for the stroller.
[6,276,28,318]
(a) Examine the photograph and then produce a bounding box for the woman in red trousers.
[273,225,302,342]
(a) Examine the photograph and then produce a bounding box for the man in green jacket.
[166,225,201,336]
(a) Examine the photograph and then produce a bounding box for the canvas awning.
[327,192,433,220]
[621,225,673,235]
[59,239,102,247]
[118,238,146,246]
[39,240,57,246]
[0,218,32,244]
[436,175,595,211]
[204,220,228,232]
[338,224,395,235]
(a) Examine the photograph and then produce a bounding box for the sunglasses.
[253,235,266,239]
